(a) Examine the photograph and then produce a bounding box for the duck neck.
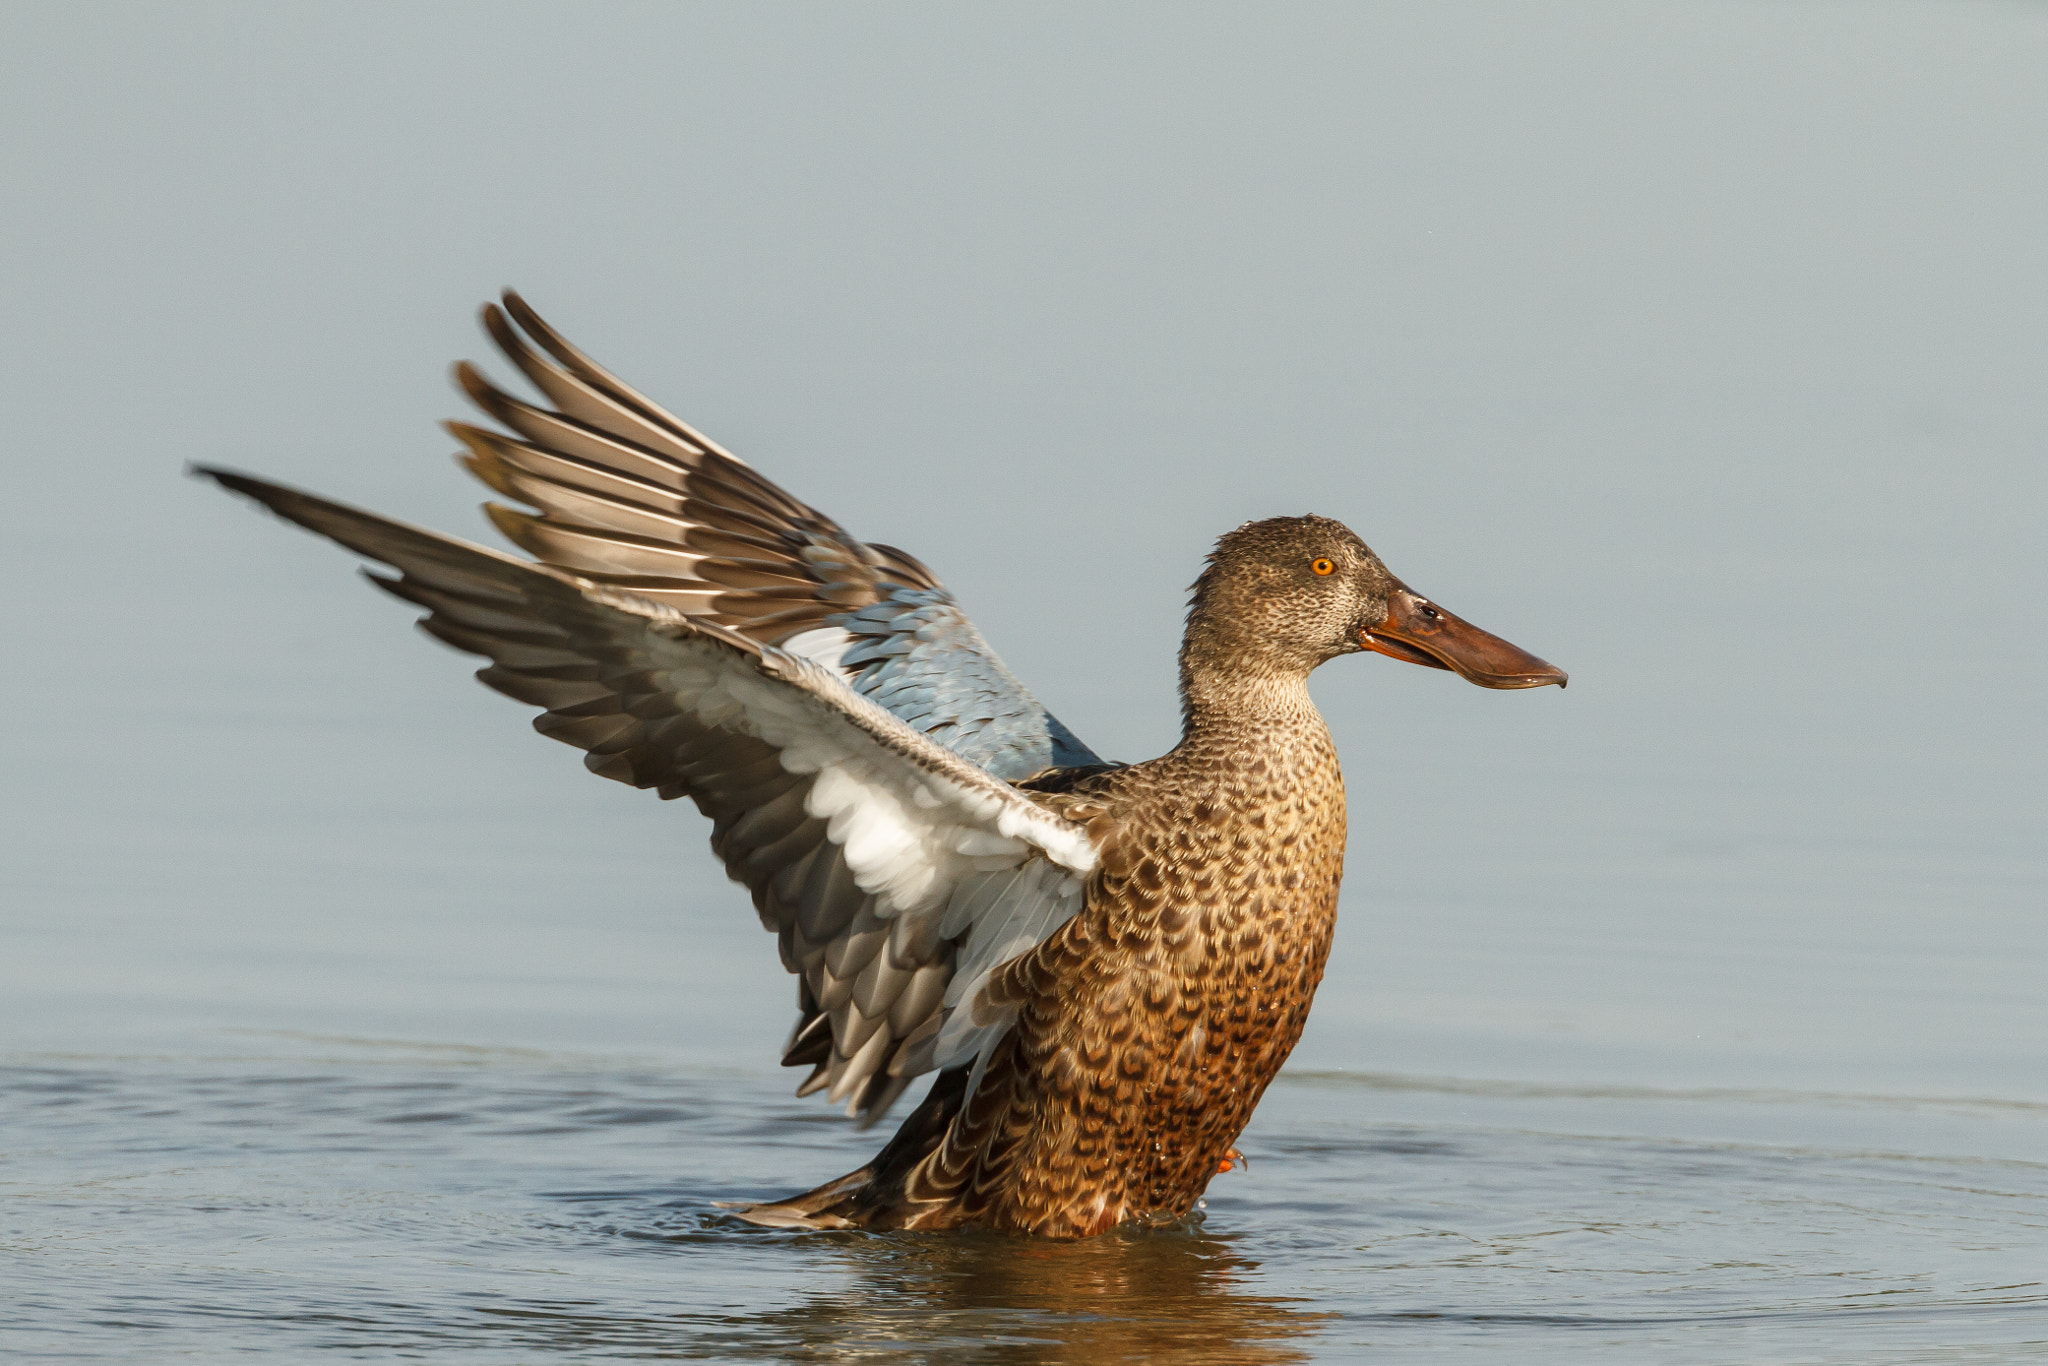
[1176,638,1326,750]
[1172,563,1337,755]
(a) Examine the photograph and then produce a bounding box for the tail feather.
[719,1167,871,1229]
[719,1066,973,1230]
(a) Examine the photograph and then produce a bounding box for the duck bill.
[1359,586,1567,690]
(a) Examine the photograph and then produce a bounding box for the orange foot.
[1216,1146,1248,1174]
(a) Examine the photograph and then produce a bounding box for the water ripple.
[4,1050,2045,1363]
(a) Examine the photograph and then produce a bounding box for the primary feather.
[454,292,1098,780]
[198,449,1093,1124]
[199,294,1115,1125]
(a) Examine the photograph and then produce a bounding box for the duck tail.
[719,1066,973,1231]
[717,1166,872,1229]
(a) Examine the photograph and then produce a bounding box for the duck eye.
[1310,557,1336,576]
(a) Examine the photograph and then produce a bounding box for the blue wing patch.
[832,589,1101,780]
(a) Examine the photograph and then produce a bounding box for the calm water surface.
[7,1036,2047,1362]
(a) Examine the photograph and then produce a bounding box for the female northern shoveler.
[200,294,1564,1239]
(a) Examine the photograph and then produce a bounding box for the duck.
[198,292,1565,1239]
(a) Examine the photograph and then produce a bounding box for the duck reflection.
[705,1219,1328,1364]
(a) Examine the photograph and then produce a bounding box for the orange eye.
[1311,557,1336,576]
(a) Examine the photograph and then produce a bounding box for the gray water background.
[3,2,2045,1360]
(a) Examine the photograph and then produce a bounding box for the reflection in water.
[683,1223,1328,1364]
[382,1216,1327,1362]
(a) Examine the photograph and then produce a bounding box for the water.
[8,1041,2045,1362]
[6,2,2048,1360]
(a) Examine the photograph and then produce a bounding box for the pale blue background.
[4,0,2044,1106]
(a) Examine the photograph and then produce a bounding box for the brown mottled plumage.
[737,519,1560,1236]
[198,295,1564,1241]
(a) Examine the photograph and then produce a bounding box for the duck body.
[791,696,1346,1236]
[1015,715,1345,1236]
[742,515,1380,1236]
[199,294,1564,1241]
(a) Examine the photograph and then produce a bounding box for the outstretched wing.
[201,469,1097,1122]
[450,292,1100,781]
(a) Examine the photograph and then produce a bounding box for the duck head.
[1184,514,1566,692]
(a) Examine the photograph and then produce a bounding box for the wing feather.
[501,289,741,463]
[201,466,1094,1123]
[448,293,1101,779]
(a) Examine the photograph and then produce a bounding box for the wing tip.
[191,463,313,523]
[188,462,256,495]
